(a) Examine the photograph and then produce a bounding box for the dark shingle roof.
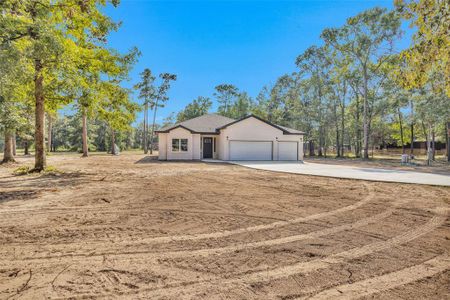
[156,113,304,135]
[278,125,305,135]
[156,114,235,134]
[217,114,305,135]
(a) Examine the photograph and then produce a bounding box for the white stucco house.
[156,114,304,161]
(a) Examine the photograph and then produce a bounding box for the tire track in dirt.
[299,255,450,300]
[139,196,405,259]
[0,181,373,217]
[0,204,287,223]
[13,195,398,262]
[78,207,447,299]
[104,183,377,245]
[4,183,378,262]
[0,183,376,254]
[236,207,448,284]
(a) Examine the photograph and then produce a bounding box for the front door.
[203,137,213,158]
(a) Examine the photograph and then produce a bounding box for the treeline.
[1,1,449,166]
[0,0,141,170]
[175,5,450,160]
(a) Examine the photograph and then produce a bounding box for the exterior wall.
[218,133,225,160]
[158,116,304,161]
[192,134,201,160]
[218,117,304,161]
[165,127,200,160]
[158,133,168,160]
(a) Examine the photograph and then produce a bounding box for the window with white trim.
[172,138,188,152]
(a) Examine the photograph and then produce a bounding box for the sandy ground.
[0,153,449,299]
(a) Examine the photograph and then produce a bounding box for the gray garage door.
[229,141,272,160]
[278,141,298,160]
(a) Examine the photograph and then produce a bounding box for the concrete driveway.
[230,161,450,187]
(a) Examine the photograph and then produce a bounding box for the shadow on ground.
[0,190,40,204]
[0,172,97,204]
[135,156,215,164]
[135,156,233,167]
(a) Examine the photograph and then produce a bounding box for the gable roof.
[156,114,235,134]
[156,113,304,135]
[277,125,305,135]
[217,114,305,135]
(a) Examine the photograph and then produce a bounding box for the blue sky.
[104,0,411,124]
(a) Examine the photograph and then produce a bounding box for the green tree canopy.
[176,96,212,122]
[214,84,239,117]
[395,0,450,96]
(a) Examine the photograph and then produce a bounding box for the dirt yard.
[0,153,449,299]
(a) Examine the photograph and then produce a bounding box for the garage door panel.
[278,141,298,161]
[230,141,272,160]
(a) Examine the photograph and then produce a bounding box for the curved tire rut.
[299,255,450,300]
[79,207,447,299]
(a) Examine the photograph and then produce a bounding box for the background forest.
[1,1,449,169]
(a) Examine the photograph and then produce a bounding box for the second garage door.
[278,141,298,160]
[229,141,272,160]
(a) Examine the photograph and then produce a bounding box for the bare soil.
[0,153,449,299]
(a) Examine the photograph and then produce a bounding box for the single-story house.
[156,114,304,161]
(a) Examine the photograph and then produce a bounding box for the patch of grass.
[13,165,63,176]
[13,166,31,176]
[43,165,63,175]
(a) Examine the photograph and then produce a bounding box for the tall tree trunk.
[34,59,46,171]
[340,98,345,157]
[410,100,414,155]
[426,129,432,166]
[149,100,159,155]
[362,67,369,159]
[355,95,361,158]
[2,130,15,163]
[111,128,116,155]
[447,122,450,162]
[47,114,52,153]
[336,126,340,157]
[316,85,323,157]
[81,108,89,157]
[334,101,340,157]
[24,141,29,155]
[421,121,428,151]
[337,80,347,157]
[397,108,405,154]
[143,102,148,154]
[12,131,16,156]
[431,129,435,161]
[422,122,432,166]
[318,128,323,157]
[309,140,315,156]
